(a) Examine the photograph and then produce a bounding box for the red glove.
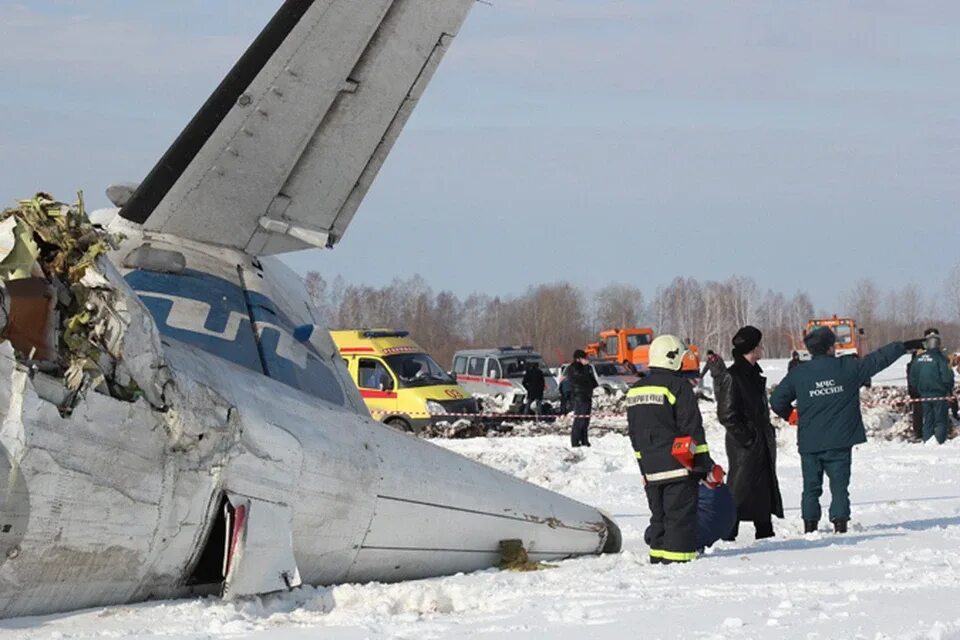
[702,464,725,489]
[788,408,799,426]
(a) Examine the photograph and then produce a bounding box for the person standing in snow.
[908,328,956,444]
[906,348,926,441]
[521,361,546,417]
[566,350,597,447]
[710,326,783,540]
[770,327,919,533]
[628,335,721,564]
[788,351,802,372]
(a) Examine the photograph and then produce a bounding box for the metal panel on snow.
[223,494,302,599]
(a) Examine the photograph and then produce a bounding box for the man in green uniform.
[908,328,956,444]
[770,327,920,533]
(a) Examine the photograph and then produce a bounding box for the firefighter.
[908,328,955,444]
[770,327,917,533]
[628,334,721,564]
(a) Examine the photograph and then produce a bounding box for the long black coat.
[712,357,784,521]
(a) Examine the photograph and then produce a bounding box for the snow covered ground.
[4,386,959,640]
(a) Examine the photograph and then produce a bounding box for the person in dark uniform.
[521,361,546,417]
[906,348,925,442]
[627,335,721,564]
[909,328,956,444]
[788,351,802,372]
[710,326,783,540]
[566,350,597,447]
[771,327,918,533]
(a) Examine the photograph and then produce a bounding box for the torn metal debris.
[0,193,167,412]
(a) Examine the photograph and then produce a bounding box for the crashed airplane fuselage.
[0,0,620,619]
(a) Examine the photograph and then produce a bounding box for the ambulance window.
[358,358,391,390]
[453,356,468,374]
[467,357,484,376]
[487,358,502,378]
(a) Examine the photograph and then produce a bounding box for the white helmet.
[649,335,687,371]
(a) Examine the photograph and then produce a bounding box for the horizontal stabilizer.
[120,0,473,255]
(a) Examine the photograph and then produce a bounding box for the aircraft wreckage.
[0,0,620,619]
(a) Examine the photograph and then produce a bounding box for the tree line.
[304,267,960,368]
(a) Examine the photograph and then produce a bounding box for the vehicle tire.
[384,417,413,432]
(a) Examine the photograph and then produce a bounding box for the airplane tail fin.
[120,0,473,255]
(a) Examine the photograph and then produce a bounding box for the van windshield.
[385,353,454,388]
[499,355,549,378]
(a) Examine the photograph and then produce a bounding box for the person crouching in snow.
[628,335,722,564]
[770,327,918,534]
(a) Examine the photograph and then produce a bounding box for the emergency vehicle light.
[361,330,410,339]
[499,345,534,352]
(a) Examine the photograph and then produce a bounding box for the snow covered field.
[4,382,960,640]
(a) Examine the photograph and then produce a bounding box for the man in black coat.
[566,350,597,447]
[711,325,783,540]
[521,362,546,416]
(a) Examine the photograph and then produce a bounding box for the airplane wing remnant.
[119,0,473,255]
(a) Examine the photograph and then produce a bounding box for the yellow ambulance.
[330,329,479,432]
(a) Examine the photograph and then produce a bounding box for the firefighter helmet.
[649,335,687,371]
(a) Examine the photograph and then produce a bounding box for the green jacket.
[770,342,905,454]
[908,349,955,397]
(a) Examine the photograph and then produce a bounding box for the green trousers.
[800,447,852,522]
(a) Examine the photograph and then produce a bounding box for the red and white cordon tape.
[369,410,622,420]
[861,390,959,409]
[369,388,960,422]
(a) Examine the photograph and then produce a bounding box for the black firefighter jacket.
[627,368,714,485]
[713,357,784,520]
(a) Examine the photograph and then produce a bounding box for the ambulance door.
[356,357,399,420]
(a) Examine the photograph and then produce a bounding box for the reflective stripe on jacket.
[627,368,712,484]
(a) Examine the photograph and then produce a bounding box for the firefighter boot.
[832,519,848,534]
[804,520,819,533]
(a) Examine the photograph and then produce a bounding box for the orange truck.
[585,328,701,378]
[801,316,865,358]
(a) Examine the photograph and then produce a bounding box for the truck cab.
[802,316,864,359]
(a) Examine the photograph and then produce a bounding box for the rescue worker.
[628,335,721,564]
[770,327,918,533]
[521,361,546,417]
[711,326,783,540]
[906,348,925,441]
[567,350,597,447]
[908,328,955,444]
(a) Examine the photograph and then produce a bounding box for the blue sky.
[2,1,958,310]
